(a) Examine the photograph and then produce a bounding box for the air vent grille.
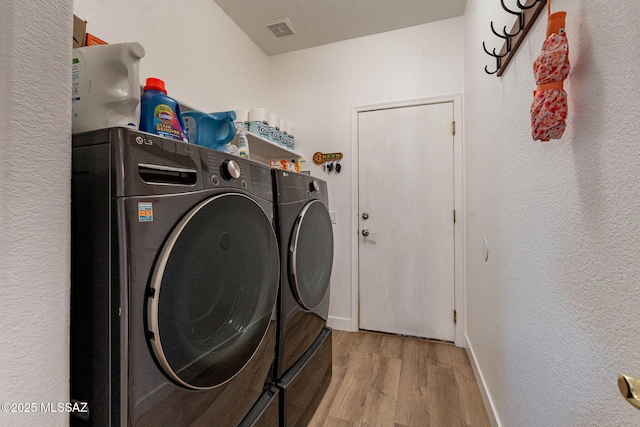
[265,17,297,38]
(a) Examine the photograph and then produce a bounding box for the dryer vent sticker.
[138,202,154,222]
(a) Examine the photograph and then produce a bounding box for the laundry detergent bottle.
[72,42,145,134]
[139,78,189,142]
[182,110,236,149]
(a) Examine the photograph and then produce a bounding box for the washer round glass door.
[147,193,279,390]
[289,200,334,310]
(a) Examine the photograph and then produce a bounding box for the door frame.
[350,94,466,347]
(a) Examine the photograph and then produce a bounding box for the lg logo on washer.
[135,135,154,146]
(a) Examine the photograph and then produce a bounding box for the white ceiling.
[213,0,468,56]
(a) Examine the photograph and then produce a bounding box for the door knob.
[619,374,640,410]
[362,212,369,220]
[361,229,370,236]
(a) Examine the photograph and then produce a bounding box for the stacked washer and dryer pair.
[70,128,333,426]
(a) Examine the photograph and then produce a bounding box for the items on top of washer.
[237,127,250,159]
[270,159,298,172]
[139,77,189,142]
[220,141,240,156]
[72,42,145,134]
[182,110,236,149]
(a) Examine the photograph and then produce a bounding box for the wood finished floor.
[308,330,491,427]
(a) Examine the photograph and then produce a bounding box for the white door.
[358,102,455,341]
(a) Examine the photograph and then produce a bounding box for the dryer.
[271,170,334,426]
[71,127,280,426]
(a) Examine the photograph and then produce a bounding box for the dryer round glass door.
[289,200,334,310]
[147,193,279,390]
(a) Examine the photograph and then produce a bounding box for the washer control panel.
[220,159,241,181]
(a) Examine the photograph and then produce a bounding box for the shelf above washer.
[233,131,304,163]
[173,96,304,165]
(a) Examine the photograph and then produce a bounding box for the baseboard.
[465,334,501,427]
[327,316,353,332]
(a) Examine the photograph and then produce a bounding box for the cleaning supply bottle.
[220,142,239,156]
[237,127,250,159]
[182,110,236,149]
[139,78,189,142]
[72,42,145,134]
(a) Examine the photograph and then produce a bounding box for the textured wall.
[268,18,465,329]
[464,1,640,425]
[73,0,270,112]
[0,0,73,426]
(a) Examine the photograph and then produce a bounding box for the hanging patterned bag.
[530,1,570,142]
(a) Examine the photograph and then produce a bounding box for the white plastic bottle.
[237,127,250,159]
[72,42,145,134]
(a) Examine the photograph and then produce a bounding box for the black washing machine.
[71,127,280,426]
[271,170,334,426]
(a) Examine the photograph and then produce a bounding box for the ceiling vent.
[265,17,298,38]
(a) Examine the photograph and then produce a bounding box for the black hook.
[490,21,512,52]
[485,63,499,75]
[516,0,540,10]
[500,0,525,35]
[483,41,508,58]
[503,24,521,38]
[483,41,503,75]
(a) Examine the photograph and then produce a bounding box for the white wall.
[268,18,465,329]
[73,0,270,112]
[0,0,73,426]
[464,1,640,425]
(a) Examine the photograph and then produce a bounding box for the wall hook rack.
[500,0,525,36]
[491,21,512,52]
[516,0,539,9]
[483,0,547,77]
[483,40,509,74]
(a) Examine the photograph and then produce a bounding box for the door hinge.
[452,121,456,136]
[454,310,457,324]
[453,210,456,223]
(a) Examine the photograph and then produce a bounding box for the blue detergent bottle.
[139,77,189,142]
[182,110,236,149]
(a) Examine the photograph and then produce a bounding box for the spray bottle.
[237,127,250,159]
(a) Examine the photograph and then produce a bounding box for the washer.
[271,169,334,426]
[71,127,280,426]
